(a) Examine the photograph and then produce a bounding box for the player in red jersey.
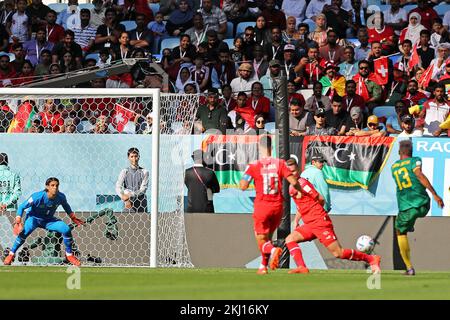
[240,135,302,275]
[284,158,381,274]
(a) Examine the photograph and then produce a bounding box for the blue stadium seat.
[85,53,100,62]
[434,4,450,17]
[373,106,397,119]
[305,20,316,33]
[223,38,235,49]
[402,4,417,13]
[79,3,94,10]
[236,21,255,36]
[0,51,15,62]
[264,122,276,134]
[378,4,390,12]
[226,21,234,39]
[160,37,180,55]
[48,3,68,13]
[120,20,137,31]
[149,3,160,14]
[347,38,360,47]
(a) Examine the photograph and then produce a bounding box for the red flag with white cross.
[112,103,135,132]
[374,57,389,85]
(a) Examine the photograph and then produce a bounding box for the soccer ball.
[356,235,374,253]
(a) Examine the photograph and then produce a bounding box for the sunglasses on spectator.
[368,123,378,127]
[256,120,265,124]
[359,66,369,70]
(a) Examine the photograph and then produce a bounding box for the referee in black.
[184,150,220,213]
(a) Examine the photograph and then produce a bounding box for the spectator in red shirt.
[39,98,65,133]
[45,10,65,44]
[342,79,367,114]
[245,81,271,122]
[408,0,439,31]
[0,54,16,87]
[287,81,306,107]
[368,11,396,54]
[403,79,428,107]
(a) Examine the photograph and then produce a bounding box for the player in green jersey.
[391,140,444,276]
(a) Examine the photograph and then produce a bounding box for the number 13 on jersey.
[393,167,413,190]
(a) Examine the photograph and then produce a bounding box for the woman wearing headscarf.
[166,0,194,37]
[399,13,426,46]
[175,64,199,93]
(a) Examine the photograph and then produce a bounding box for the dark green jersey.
[391,156,430,211]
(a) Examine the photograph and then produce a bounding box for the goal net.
[0,88,197,268]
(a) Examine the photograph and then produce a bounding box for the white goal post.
[0,87,196,268]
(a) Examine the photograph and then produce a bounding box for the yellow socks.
[397,234,412,270]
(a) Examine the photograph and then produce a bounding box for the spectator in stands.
[22,28,53,67]
[166,0,194,37]
[259,59,279,102]
[386,100,408,136]
[282,16,301,47]
[199,0,227,40]
[305,81,331,113]
[399,13,426,47]
[170,34,196,67]
[261,0,286,30]
[34,49,52,76]
[175,65,196,93]
[386,64,408,106]
[90,0,107,28]
[254,113,266,134]
[195,88,229,134]
[120,0,154,25]
[367,12,395,55]
[428,43,450,85]
[60,51,78,74]
[62,118,78,134]
[230,63,257,98]
[0,100,14,132]
[223,0,250,26]
[146,12,167,54]
[113,32,132,60]
[353,115,387,137]
[306,107,338,136]
[420,84,450,137]
[39,99,64,133]
[220,84,236,112]
[227,91,248,131]
[185,12,207,49]
[254,15,271,49]
[289,97,314,136]
[287,80,306,106]
[305,0,329,23]
[430,18,450,50]
[246,81,270,120]
[0,24,9,53]
[6,0,30,44]
[45,10,65,45]
[94,7,126,53]
[294,45,326,87]
[325,95,349,136]
[408,0,439,31]
[404,79,428,107]
[190,55,209,92]
[282,44,297,82]
[15,59,35,86]
[319,30,345,64]
[323,0,351,40]
[211,48,236,89]
[344,106,367,135]
[57,0,79,30]
[342,79,366,113]
[204,29,222,65]
[251,45,268,80]
[339,46,358,81]
[398,114,423,137]
[265,27,285,62]
[184,149,220,213]
[71,9,97,53]
[26,0,50,32]
[0,53,16,87]
[0,0,15,33]
[297,23,315,55]
[282,1,306,27]
[320,62,346,100]
[90,115,111,134]
[353,60,382,111]
[11,43,26,73]
[48,62,62,77]
[397,40,413,75]
[417,29,434,70]
[438,61,450,88]
[383,0,407,36]
[354,27,371,61]
[241,26,256,59]
[309,13,329,48]
[52,30,83,69]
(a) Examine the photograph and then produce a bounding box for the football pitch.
[1,267,450,300]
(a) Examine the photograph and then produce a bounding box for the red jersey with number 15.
[289,177,329,225]
[244,157,292,203]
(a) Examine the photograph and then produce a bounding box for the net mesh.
[0,91,198,267]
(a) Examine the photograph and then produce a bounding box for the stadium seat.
[264,122,276,134]
[226,21,234,39]
[402,4,417,13]
[223,38,235,49]
[48,3,67,13]
[79,3,94,10]
[434,4,450,17]
[85,53,100,63]
[149,3,160,14]
[347,38,360,47]
[388,53,402,65]
[160,37,180,55]
[0,51,15,62]
[305,20,316,33]
[120,20,137,31]
[236,21,255,36]
[378,4,389,12]
[373,106,397,119]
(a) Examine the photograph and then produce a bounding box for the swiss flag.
[408,44,420,71]
[418,64,434,89]
[112,104,135,132]
[374,57,389,85]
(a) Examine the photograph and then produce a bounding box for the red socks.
[259,241,274,267]
[341,249,371,263]
[286,241,306,268]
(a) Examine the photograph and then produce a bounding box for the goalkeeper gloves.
[13,216,23,236]
[69,213,85,226]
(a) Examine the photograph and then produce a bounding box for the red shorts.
[253,202,283,235]
[295,221,338,247]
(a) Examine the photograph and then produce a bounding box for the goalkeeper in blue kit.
[3,177,85,266]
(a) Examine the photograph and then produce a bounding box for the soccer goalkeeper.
[3,177,85,266]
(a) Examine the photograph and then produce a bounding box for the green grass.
[1,267,450,299]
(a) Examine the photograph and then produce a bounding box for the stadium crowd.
[0,0,449,136]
